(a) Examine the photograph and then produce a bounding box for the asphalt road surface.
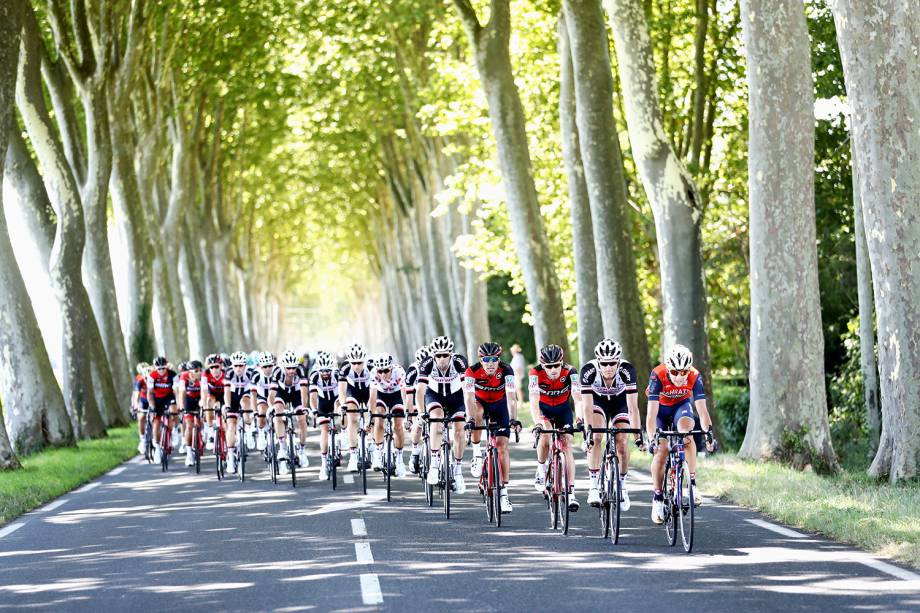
[1,432,919,612]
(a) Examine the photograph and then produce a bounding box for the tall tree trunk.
[851,152,880,455]
[603,0,709,390]
[738,0,836,470]
[0,0,25,468]
[558,12,605,367]
[452,0,570,355]
[831,0,920,481]
[16,6,106,439]
[460,204,491,358]
[4,121,56,266]
[178,226,218,356]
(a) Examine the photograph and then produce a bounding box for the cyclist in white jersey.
[406,345,430,474]
[249,352,275,451]
[416,336,470,494]
[309,352,340,479]
[268,350,309,470]
[338,343,374,473]
[367,353,409,477]
[223,351,255,473]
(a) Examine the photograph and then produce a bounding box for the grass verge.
[630,451,919,570]
[0,427,138,526]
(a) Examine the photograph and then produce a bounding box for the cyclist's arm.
[224,383,231,409]
[528,374,540,425]
[309,390,318,411]
[299,384,308,409]
[627,393,642,440]
[131,389,139,410]
[695,398,713,432]
[579,392,592,424]
[646,399,659,441]
[462,376,476,418]
[338,380,347,402]
[415,380,427,410]
[199,379,207,410]
[267,384,277,406]
[368,385,378,411]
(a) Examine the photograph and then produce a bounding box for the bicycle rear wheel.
[612,457,622,544]
[665,460,678,546]
[385,436,392,502]
[678,464,695,552]
[492,450,502,527]
[599,458,611,539]
[548,462,559,530]
[288,431,297,488]
[561,457,570,535]
[360,428,368,495]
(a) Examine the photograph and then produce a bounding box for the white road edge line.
[351,518,367,537]
[355,542,374,563]
[37,499,69,514]
[855,556,920,582]
[0,522,26,539]
[73,482,100,494]
[359,573,383,605]
[746,518,807,539]
[344,474,354,484]
[108,467,127,476]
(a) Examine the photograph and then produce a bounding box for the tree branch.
[450,0,482,42]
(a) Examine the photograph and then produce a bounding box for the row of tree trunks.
[831,0,920,481]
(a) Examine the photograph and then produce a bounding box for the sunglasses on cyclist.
[434,353,451,359]
[209,365,221,370]
[544,362,562,369]
[284,367,297,371]
[599,360,619,368]
[669,369,690,376]
[377,368,391,375]
[319,368,332,374]
[350,361,364,366]
[481,356,500,364]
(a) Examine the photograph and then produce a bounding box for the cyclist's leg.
[137,399,148,439]
[226,400,239,450]
[372,401,386,448]
[151,399,165,445]
[345,397,360,449]
[273,399,288,444]
[588,403,606,493]
[449,400,467,464]
[650,406,674,492]
[674,400,698,475]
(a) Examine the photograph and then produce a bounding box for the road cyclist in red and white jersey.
[177,360,203,466]
[529,344,581,512]
[145,356,178,464]
[463,342,521,514]
[338,343,374,473]
[406,345,430,474]
[249,352,276,452]
[579,338,643,509]
[268,350,310,472]
[646,344,715,524]
[223,351,255,474]
[132,362,151,453]
[200,354,227,451]
[367,352,409,477]
[417,335,470,495]
[309,351,340,480]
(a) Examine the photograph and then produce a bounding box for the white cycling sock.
[537,461,547,477]
[411,443,420,455]
[472,443,482,457]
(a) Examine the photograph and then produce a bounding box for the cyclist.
[132,362,151,453]
[417,336,470,494]
[200,354,226,451]
[309,351,340,480]
[337,343,374,473]
[145,356,178,463]
[224,351,254,474]
[268,350,310,471]
[367,353,408,477]
[463,342,520,514]
[249,351,275,451]
[406,345,430,474]
[530,344,580,512]
[580,338,643,509]
[646,344,715,524]
[178,360,203,466]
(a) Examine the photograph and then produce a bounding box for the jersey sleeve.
[417,358,433,383]
[502,363,516,389]
[623,363,638,394]
[579,363,596,389]
[308,371,319,392]
[692,374,706,400]
[454,355,469,372]
[646,370,662,401]
[528,368,539,393]
[336,364,349,382]
[134,378,144,392]
[462,365,476,393]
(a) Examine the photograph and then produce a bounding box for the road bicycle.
[268,404,300,488]
[369,411,401,501]
[533,424,581,534]
[587,424,642,544]
[467,420,520,526]
[183,407,206,474]
[656,429,705,553]
[425,414,466,519]
[236,408,255,483]
[344,404,370,494]
[416,415,434,506]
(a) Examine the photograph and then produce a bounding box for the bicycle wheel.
[385,435,392,502]
[548,461,559,530]
[561,456,570,536]
[359,428,367,495]
[612,455,622,544]
[484,450,494,524]
[443,442,452,519]
[492,450,502,527]
[193,425,201,474]
[678,463,695,553]
[144,425,153,463]
[269,434,278,485]
[289,430,297,488]
[423,442,434,507]
[215,432,224,481]
[665,460,678,547]
[599,457,611,539]
[331,430,338,490]
[160,423,169,472]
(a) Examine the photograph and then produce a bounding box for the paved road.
[1,433,918,612]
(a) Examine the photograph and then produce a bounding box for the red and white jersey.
[373,365,405,395]
[202,369,226,397]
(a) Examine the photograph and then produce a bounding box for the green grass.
[0,427,138,526]
[630,451,920,569]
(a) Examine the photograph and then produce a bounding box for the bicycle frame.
[587,425,642,544]
[656,429,703,553]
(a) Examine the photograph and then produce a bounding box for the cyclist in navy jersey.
[416,336,470,494]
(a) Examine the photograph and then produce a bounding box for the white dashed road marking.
[351,518,367,536]
[746,519,807,539]
[360,573,383,605]
[0,522,26,539]
[73,482,100,493]
[355,542,374,563]
[36,499,69,514]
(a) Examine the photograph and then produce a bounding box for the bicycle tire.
[385,435,392,502]
[194,424,201,474]
[269,432,278,485]
[484,449,494,524]
[493,449,502,527]
[331,429,338,490]
[600,456,611,539]
[360,427,367,495]
[423,442,434,507]
[665,460,678,547]
[549,461,559,530]
[561,456,570,535]
[609,455,620,544]
[443,440,452,519]
[679,464,695,553]
[160,422,169,472]
[239,432,247,484]
[289,430,297,488]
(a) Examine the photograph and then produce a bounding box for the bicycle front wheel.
[239,428,247,483]
[548,462,559,530]
[612,457,622,544]
[560,456,570,535]
[492,450,502,527]
[360,429,368,495]
[423,443,434,507]
[331,430,338,490]
[289,432,297,488]
[678,463,695,552]
[665,461,678,547]
[385,436,392,502]
[599,458,611,539]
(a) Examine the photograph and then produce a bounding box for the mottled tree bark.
[452,0,570,355]
[603,0,709,387]
[558,12,608,367]
[4,121,56,266]
[831,0,920,481]
[738,0,836,469]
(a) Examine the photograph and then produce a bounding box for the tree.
[738,0,836,470]
[451,0,570,354]
[830,0,920,481]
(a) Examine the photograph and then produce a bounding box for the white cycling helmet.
[258,352,275,367]
[231,351,247,366]
[280,350,299,368]
[345,343,367,362]
[429,336,454,354]
[594,338,623,362]
[375,352,394,371]
[415,345,431,365]
[316,352,336,371]
[665,344,693,371]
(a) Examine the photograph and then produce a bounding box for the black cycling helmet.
[153,356,168,368]
[221,356,232,369]
[538,344,564,365]
[189,360,203,370]
[206,353,221,367]
[178,361,190,373]
[477,342,502,358]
